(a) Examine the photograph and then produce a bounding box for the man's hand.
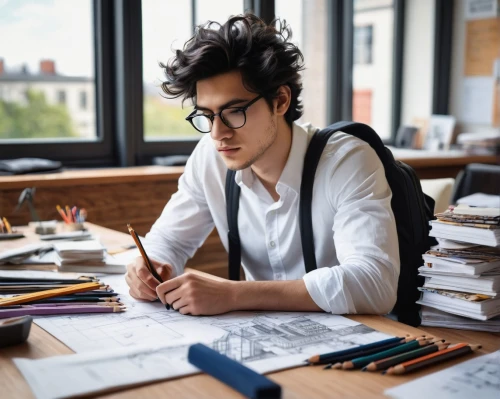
[125,257,172,301]
[156,273,235,315]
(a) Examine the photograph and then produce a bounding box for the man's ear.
[274,85,292,116]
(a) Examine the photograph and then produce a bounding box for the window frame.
[0,0,116,167]
[0,0,453,166]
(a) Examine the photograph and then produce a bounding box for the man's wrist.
[226,280,242,311]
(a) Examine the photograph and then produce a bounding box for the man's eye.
[228,109,244,114]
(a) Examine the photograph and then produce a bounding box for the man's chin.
[223,157,252,171]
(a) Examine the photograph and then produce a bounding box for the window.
[354,25,373,65]
[275,0,328,128]
[352,0,394,139]
[0,0,97,141]
[141,0,244,142]
[57,90,66,105]
[80,91,87,110]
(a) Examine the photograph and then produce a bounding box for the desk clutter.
[419,201,500,331]
[306,335,480,375]
[0,216,25,240]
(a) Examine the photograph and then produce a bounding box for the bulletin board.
[462,0,500,126]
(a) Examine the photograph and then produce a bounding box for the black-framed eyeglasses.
[185,94,264,133]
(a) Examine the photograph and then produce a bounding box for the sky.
[0,0,94,77]
[0,0,302,84]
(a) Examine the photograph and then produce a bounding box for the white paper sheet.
[385,350,500,399]
[461,77,495,124]
[15,272,391,398]
[17,311,389,399]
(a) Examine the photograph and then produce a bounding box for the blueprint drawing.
[386,350,500,399]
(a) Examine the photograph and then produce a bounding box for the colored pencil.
[307,336,409,364]
[320,341,407,368]
[362,342,449,371]
[0,304,125,318]
[2,217,12,233]
[342,339,431,369]
[127,223,170,310]
[27,296,119,304]
[384,343,481,375]
[56,205,71,224]
[0,282,102,306]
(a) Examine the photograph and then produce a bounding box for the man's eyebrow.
[194,98,250,112]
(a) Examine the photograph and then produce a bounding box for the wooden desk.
[1,224,500,399]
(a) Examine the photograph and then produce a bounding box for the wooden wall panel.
[0,169,229,278]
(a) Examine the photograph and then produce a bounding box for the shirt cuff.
[303,267,353,314]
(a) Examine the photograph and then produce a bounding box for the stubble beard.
[233,118,277,171]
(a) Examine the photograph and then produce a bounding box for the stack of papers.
[419,205,500,325]
[421,306,500,332]
[53,240,126,274]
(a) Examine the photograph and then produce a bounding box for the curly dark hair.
[160,13,304,125]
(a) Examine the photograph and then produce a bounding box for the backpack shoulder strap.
[300,121,390,272]
[225,169,242,281]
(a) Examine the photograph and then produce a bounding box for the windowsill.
[0,165,184,189]
[0,151,497,189]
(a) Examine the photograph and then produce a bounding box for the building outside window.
[0,0,96,140]
[80,91,87,110]
[352,0,394,139]
[141,0,244,141]
[354,25,373,65]
[57,89,66,105]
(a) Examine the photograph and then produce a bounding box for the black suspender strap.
[225,170,242,281]
[299,121,385,273]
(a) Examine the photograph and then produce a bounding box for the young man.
[125,14,399,316]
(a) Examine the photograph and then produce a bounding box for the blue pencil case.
[188,343,282,399]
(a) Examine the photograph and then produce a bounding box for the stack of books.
[457,131,500,155]
[53,240,127,274]
[418,203,500,330]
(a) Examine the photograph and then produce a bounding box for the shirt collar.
[235,122,312,194]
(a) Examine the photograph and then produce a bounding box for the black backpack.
[225,121,436,326]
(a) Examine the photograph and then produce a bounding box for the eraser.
[188,343,282,399]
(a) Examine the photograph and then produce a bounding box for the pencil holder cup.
[64,223,86,231]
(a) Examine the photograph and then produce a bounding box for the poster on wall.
[465,0,498,20]
[462,0,500,127]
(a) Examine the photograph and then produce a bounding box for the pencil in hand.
[127,224,170,310]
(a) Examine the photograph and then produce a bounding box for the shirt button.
[269,241,276,248]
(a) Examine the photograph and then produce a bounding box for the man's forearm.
[229,279,322,312]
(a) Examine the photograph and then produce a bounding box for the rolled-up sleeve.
[303,144,400,314]
[143,147,215,278]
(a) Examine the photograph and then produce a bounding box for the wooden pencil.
[307,336,417,364]
[342,339,431,369]
[0,282,102,306]
[318,341,407,367]
[362,342,449,371]
[384,343,481,375]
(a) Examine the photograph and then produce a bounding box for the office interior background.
[1,0,498,165]
[0,0,499,274]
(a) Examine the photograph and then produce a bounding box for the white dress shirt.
[144,123,400,314]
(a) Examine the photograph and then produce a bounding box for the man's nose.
[210,116,233,141]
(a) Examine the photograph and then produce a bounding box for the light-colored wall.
[400,0,435,126]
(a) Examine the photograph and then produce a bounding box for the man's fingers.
[168,292,186,310]
[125,268,158,299]
[156,276,183,303]
[155,264,172,281]
[136,265,161,290]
